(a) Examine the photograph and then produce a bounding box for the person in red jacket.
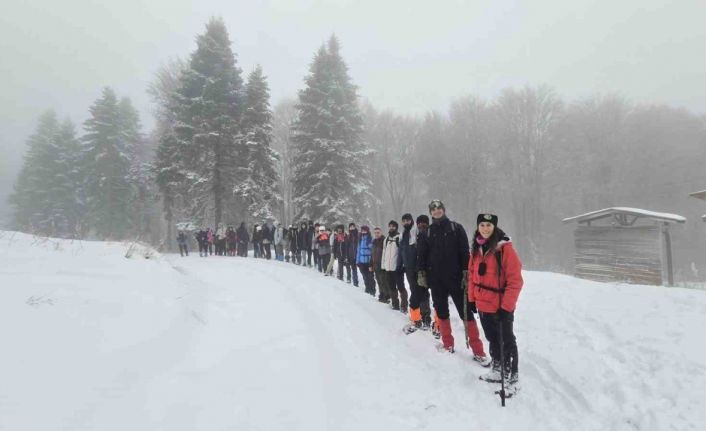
[468,213,523,386]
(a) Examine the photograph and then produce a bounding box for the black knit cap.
[388,220,399,229]
[477,213,499,227]
[401,213,413,222]
[416,214,430,225]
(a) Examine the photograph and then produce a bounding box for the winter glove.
[461,270,469,291]
[469,302,477,314]
[417,270,428,288]
[498,308,513,322]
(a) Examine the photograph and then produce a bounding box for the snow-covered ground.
[0,230,704,431]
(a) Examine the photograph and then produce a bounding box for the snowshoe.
[421,321,432,331]
[431,326,441,339]
[496,375,519,398]
[479,362,502,383]
[435,343,454,353]
[473,355,493,368]
[403,321,422,335]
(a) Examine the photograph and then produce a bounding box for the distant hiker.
[381,220,407,313]
[312,222,321,271]
[297,221,308,265]
[417,200,488,365]
[333,224,349,282]
[356,225,375,295]
[306,221,315,267]
[274,223,285,261]
[262,221,274,260]
[400,213,431,334]
[316,225,332,275]
[236,222,249,257]
[347,223,359,287]
[207,228,214,255]
[252,224,263,258]
[289,224,300,264]
[371,227,388,303]
[469,213,523,387]
[195,228,208,257]
[177,231,188,257]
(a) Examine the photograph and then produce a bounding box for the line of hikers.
[175,200,524,389]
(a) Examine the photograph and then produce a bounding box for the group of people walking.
[175,200,524,392]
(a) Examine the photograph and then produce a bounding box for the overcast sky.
[1,0,705,223]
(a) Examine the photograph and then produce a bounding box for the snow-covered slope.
[0,231,704,431]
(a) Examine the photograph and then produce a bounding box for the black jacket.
[417,216,469,280]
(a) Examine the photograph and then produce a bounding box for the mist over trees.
[8,17,706,281]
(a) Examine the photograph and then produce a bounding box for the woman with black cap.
[468,213,523,388]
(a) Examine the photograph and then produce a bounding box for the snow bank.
[0,230,704,430]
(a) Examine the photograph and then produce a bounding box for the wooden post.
[663,223,674,286]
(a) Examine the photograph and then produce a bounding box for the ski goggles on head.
[478,262,487,276]
[428,200,444,211]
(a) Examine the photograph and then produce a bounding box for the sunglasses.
[478,262,487,276]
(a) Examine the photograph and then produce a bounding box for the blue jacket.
[356,233,373,264]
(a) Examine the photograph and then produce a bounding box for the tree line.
[9,17,706,281]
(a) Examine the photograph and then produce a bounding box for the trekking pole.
[498,316,507,407]
[463,281,469,349]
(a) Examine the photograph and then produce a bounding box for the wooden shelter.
[563,207,686,286]
[689,190,706,221]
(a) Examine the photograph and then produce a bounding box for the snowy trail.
[1,231,705,430]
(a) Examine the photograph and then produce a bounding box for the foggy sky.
[1,0,705,225]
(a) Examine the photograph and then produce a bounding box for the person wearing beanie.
[356,225,376,295]
[316,225,332,274]
[381,220,408,313]
[400,213,432,334]
[347,223,360,287]
[333,224,350,282]
[417,200,489,365]
[415,214,440,338]
[468,213,523,390]
[371,227,389,303]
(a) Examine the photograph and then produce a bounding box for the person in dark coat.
[289,225,300,264]
[252,225,263,258]
[262,222,274,260]
[312,223,321,270]
[177,231,188,257]
[416,200,486,359]
[297,222,308,266]
[333,224,349,282]
[346,223,360,287]
[195,229,208,257]
[305,221,315,267]
[371,227,388,302]
[236,222,249,257]
[400,213,431,332]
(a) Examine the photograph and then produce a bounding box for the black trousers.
[307,250,313,266]
[429,275,476,322]
[479,311,518,374]
[178,244,188,256]
[358,263,376,294]
[198,242,208,256]
[406,267,430,323]
[263,243,272,260]
[320,254,331,273]
[385,270,408,310]
[337,258,350,280]
[313,250,320,269]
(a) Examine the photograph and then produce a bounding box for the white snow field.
[0,231,704,431]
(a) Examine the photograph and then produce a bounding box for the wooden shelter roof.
[562,207,686,225]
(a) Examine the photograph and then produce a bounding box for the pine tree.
[10,111,81,236]
[291,35,372,225]
[172,17,244,229]
[81,87,132,239]
[235,65,280,221]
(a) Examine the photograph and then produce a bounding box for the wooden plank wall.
[574,225,663,286]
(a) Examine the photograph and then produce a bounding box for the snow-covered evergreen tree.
[10,111,82,236]
[291,36,372,225]
[172,17,244,228]
[235,65,280,221]
[81,87,132,239]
